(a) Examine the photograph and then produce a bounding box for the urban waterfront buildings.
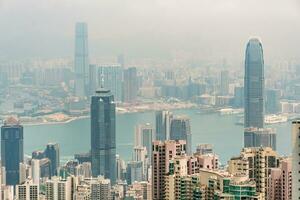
[90,89,116,183]
[1,117,24,186]
[74,22,89,97]
[244,38,265,128]
[292,119,300,200]
[135,123,155,159]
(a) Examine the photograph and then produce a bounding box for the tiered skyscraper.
[1,117,24,186]
[244,38,264,128]
[91,89,116,183]
[74,22,89,97]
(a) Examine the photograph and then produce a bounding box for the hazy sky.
[0,0,299,64]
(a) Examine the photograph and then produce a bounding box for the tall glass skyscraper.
[1,117,24,186]
[91,89,116,184]
[244,38,264,128]
[74,22,89,97]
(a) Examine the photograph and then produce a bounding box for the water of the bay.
[24,109,292,164]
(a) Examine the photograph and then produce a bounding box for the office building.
[126,161,144,185]
[123,67,138,102]
[91,89,116,183]
[31,159,40,185]
[220,70,229,95]
[74,22,89,97]
[233,86,244,108]
[135,123,155,158]
[155,110,173,141]
[265,89,281,114]
[170,116,192,155]
[292,120,300,200]
[44,143,60,176]
[1,117,24,186]
[244,38,265,128]
[244,127,276,150]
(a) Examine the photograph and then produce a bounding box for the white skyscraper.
[31,159,40,185]
[292,120,300,200]
[74,22,89,97]
[45,176,72,200]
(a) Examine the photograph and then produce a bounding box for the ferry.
[218,108,243,115]
[265,114,288,124]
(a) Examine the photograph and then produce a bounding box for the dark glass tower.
[1,117,24,186]
[244,38,264,128]
[44,143,60,176]
[91,89,116,183]
[170,116,192,155]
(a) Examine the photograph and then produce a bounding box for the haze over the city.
[0,0,299,64]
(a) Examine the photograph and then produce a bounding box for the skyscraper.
[155,110,173,141]
[170,116,192,155]
[244,38,264,128]
[74,22,89,97]
[44,143,60,176]
[1,117,24,186]
[220,70,229,95]
[123,67,138,102]
[91,89,116,183]
[292,120,300,200]
[244,127,276,150]
[135,123,155,159]
[265,89,281,114]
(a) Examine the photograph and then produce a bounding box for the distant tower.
[1,117,24,186]
[155,111,173,141]
[91,89,116,183]
[74,22,89,97]
[220,70,229,95]
[123,67,138,103]
[170,116,192,155]
[292,120,300,199]
[244,38,264,128]
[44,143,60,176]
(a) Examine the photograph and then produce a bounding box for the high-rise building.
[135,123,155,159]
[152,140,186,200]
[268,158,292,200]
[1,117,24,186]
[244,127,276,150]
[244,38,264,128]
[31,159,40,185]
[126,161,144,185]
[292,120,300,200]
[233,86,244,108]
[220,70,229,95]
[90,176,111,200]
[123,67,138,102]
[44,143,60,176]
[170,116,192,155]
[74,22,89,97]
[16,180,39,200]
[265,89,281,114]
[45,176,72,200]
[91,89,116,183]
[155,110,173,141]
[233,147,279,199]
